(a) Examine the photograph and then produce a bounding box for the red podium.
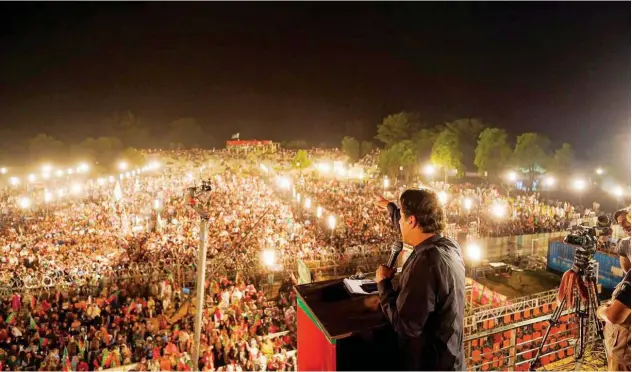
[294,278,399,371]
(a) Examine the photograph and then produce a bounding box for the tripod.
[529,249,607,371]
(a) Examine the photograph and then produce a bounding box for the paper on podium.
[343,278,379,295]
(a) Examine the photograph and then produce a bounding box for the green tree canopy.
[293,149,311,170]
[512,132,551,184]
[360,141,376,158]
[412,126,443,160]
[106,111,151,148]
[284,140,309,150]
[28,133,68,163]
[445,118,488,170]
[474,128,512,178]
[377,140,417,180]
[376,112,421,148]
[551,142,574,176]
[118,147,146,169]
[166,118,207,148]
[341,136,361,163]
[70,136,124,165]
[430,129,463,182]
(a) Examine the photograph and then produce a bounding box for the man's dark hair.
[399,188,446,234]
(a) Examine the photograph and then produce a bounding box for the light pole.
[573,179,586,207]
[465,243,482,278]
[423,164,435,184]
[187,184,212,370]
[463,198,472,226]
[545,176,555,201]
[614,186,624,210]
[328,215,336,240]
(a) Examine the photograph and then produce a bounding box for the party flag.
[5,312,16,325]
[62,346,72,372]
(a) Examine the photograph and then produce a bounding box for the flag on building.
[231,132,240,139]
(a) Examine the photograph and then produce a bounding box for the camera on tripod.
[564,215,611,272]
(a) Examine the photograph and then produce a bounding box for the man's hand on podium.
[376,264,396,284]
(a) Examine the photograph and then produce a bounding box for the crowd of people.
[0,147,621,371]
[0,152,306,371]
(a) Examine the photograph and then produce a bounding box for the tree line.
[1,112,217,170]
[340,112,575,186]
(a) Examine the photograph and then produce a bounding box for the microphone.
[386,240,404,268]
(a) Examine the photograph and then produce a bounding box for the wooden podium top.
[294,278,389,341]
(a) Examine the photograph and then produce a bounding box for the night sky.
[0,2,629,153]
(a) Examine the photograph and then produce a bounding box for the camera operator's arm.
[617,238,630,273]
[598,290,631,325]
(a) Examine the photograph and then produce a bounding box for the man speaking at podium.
[375,188,466,371]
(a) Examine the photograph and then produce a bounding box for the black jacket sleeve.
[386,202,401,234]
[377,257,436,337]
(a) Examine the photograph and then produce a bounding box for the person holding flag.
[61,346,72,372]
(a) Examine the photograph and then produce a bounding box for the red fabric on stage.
[297,304,337,371]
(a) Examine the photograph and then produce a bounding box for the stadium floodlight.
[328,215,336,230]
[466,243,482,261]
[573,179,586,191]
[492,203,506,218]
[438,191,448,205]
[423,164,435,176]
[18,197,31,209]
[262,249,276,267]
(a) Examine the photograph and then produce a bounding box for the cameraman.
[375,188,465,371]
[598,209,631,371]
[614,208,631,272]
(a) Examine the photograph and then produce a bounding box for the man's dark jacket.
[378,233,466,371]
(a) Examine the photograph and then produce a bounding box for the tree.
[377,140,417,181]
[412,126,443,160]
[551,142,574,175]
[341,137,361,163]
[284,140,309,150]
[360,141,376,158]
[166,118,207,148]
[512,133,551,186]
[474,128,512,179]
[430,129,463,183]
[445,118,488,170]
[106,111,151,148]
[293,150,311,170]
[118,147,146,168]
[375,112,421,149]
[70,136,124,165]
[28,133,67,163]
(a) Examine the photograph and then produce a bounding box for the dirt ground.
[475,269,562,298]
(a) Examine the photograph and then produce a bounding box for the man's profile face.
[399,210,415,245]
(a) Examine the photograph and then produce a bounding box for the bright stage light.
[438,191,448,205]
[262,249,276,267]
[328,215,336,230]
[466,243,482,261]
[18,197,31,209]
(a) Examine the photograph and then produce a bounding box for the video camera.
[564,215,611,273]
[564,215,612,247]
